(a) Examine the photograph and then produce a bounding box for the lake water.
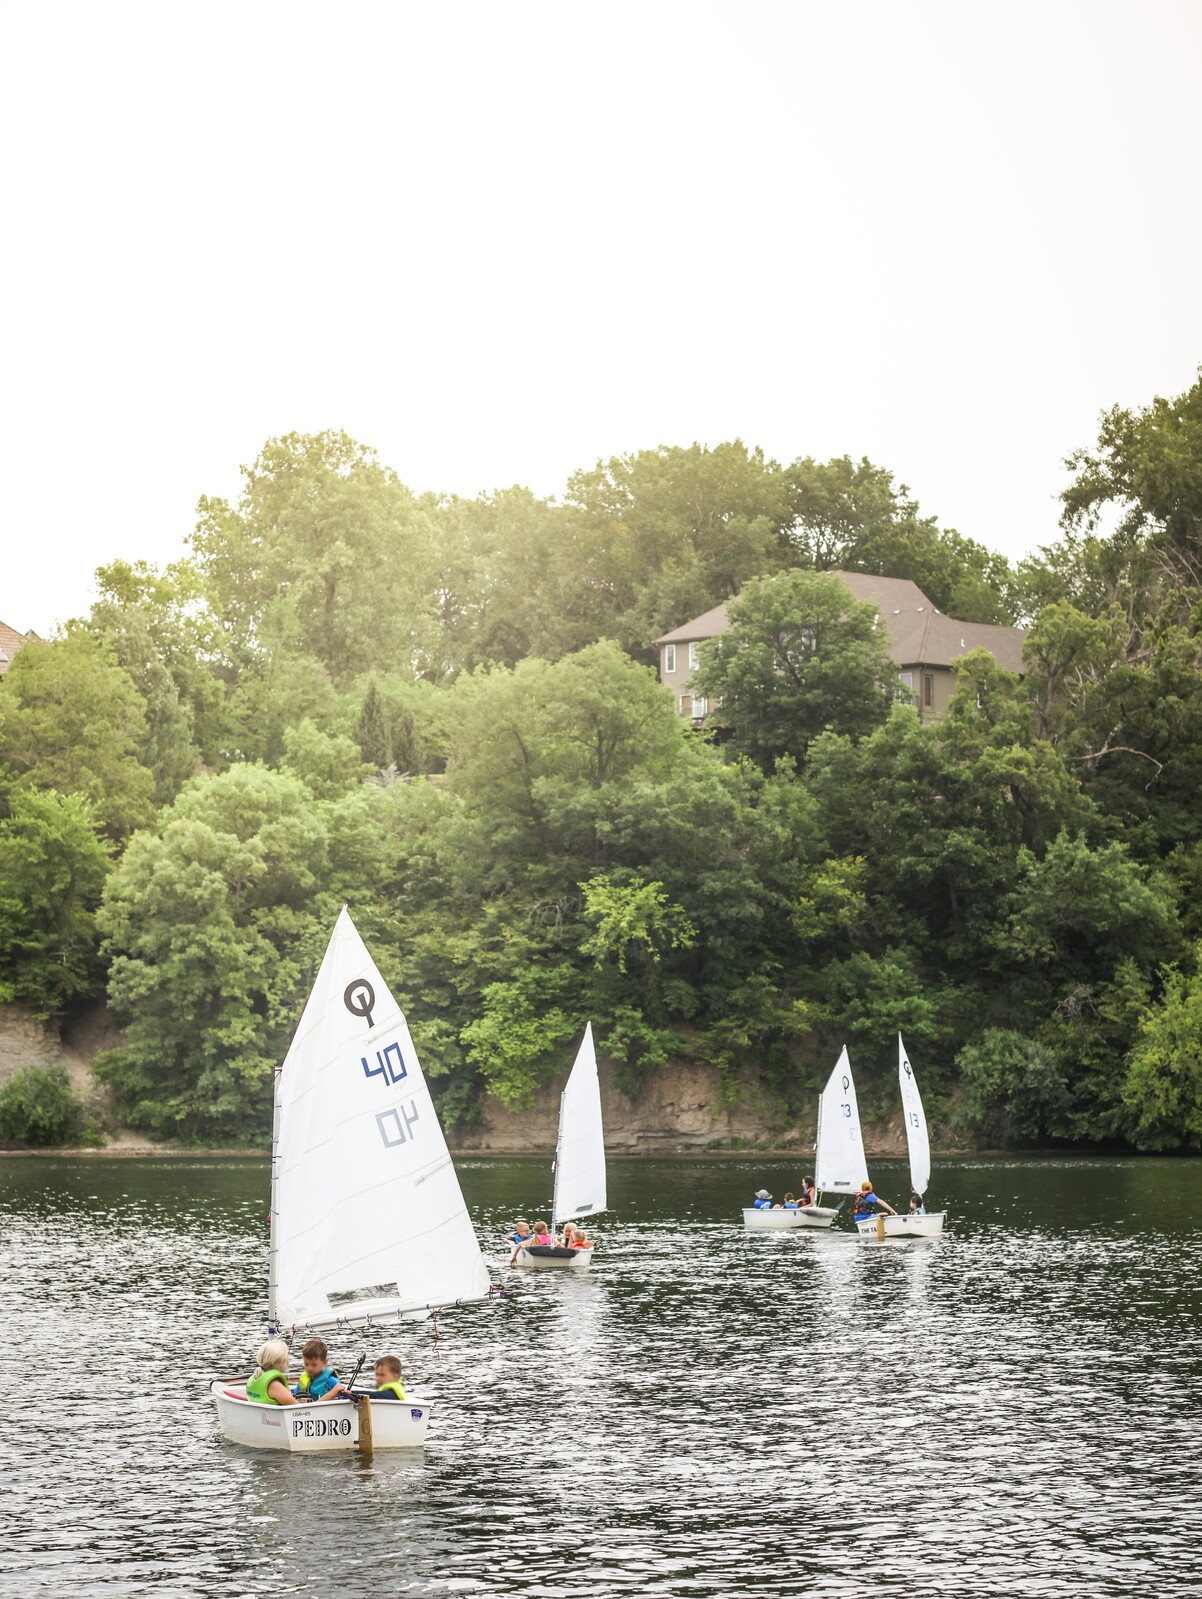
[2,1154,1201,1598]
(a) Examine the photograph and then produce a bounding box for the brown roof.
[0,620,37,676]
[653,570,1025,672]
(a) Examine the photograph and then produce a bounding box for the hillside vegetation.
[4,374,1202,1148]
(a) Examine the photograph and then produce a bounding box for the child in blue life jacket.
[909,1192,926,1216]
[293,1336,344,1400]
[752,1189,772,1209]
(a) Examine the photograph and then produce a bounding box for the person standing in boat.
[852,1180,896,1223]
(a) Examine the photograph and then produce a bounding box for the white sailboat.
[742,1047,866,1230]
[854,1033,946,1239]
[211,906,493,1452]
[514,1023,605,1271]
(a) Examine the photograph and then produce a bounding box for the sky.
[2,0,1200,634]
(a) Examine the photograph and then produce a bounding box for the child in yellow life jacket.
[366,1354,406,1400]
[292,1336,343,1400]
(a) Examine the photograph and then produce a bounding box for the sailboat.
[854,1033,946,1239]
[513,1023,606,1271]
[741,1047,866,1229]
[211,907,494,1452]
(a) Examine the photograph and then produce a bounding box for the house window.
[679,694,693,717]
[688,641,700,671]
[664,644,676,674]
[898,671,913,690]
[923,674,934,708]
[693,695,708,718]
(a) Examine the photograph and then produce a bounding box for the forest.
[2,371,1202,1150]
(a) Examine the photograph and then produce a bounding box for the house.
[653,570,1025,723]
[0,619,38,677]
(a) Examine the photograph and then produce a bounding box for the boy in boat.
[852,1180,897,1223]
[908,1192,926,1216]
[363,1355,406,1400]
[752,1189,772,1209]
[507,1219,533,1247]
[568,1225,591,1249]
[779,1193,798,1210]
[508,1219,551,1265]
[292,1336,341,1400]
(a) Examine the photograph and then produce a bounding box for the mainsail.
[897,1032,931,1198]
[814,1046,870,1193]
[551,1023,607,1227]
[269,907,490,1331]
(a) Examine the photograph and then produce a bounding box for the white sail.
[551,1023,607,1226]
[814,1046,870,1193]
[898,1032,931,1198]
[270,906,490,1331]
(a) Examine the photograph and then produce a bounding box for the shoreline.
[0,1142,1160,1161]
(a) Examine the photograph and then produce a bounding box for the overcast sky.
[2,1,1200,634]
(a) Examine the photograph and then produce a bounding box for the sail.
[814,1046,870,1193]
[270,907,490,1331]
[551,1023,607,1225]
[898,1032,931,1197]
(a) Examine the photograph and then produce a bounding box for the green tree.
[1123,953,1202,1150]
[955,1030,1071,1147]
[357,679,392,769]
[0,1065,87,1147]
[697,569,906,768]
[0,633,154,838]
[0,790,112,1015]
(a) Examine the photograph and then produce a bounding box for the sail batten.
[271,907,490,1330]
[814,1046,870,1193]
[551,1022,606,1226]
[898,1032,931,1197]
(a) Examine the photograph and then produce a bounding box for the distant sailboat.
[514,1024,606,1270]
[211,907,493,1452]
[854,1033,946,1239]
[742,1047,864,1230]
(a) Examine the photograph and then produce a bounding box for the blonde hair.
[254,1338,290,1377]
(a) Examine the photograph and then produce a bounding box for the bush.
[955,1029,1070,1147]
[0,1065,87,1147]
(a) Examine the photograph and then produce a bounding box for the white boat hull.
[210,1381,430,1451]
[513,1243,595,1270]
[855,1211,946,1239]
[742,1206,839,1230]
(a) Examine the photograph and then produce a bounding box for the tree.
[783,455,1015,622]
[696,569,905,768]
[357,679,392,769]
[955,1030,1070,1147]
[0,789,112,1015]
[0,633,155,838]
[1123,954,1202,1150]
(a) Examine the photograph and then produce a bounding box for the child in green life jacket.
[365,1354,406,1400]
[292,1336,343,1400]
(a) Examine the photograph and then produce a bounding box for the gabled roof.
[0,620,37,675]
[652,570,1025,672]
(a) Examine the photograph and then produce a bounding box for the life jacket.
[246,1367,285,1404]
[853,1191,877,1217]
[753,1198,771,1209]
[571,1237,590,1249]
[375,1379,405,1400]
[297,1365,339,1399]
[783,1202,798,1210]
[801,1187,816,1206]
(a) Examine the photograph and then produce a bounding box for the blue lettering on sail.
[362,1040,407,1087]
[376,1101,420,1149]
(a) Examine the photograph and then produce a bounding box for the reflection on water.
[2,1155,1201,1597]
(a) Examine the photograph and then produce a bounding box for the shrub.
[0,1064,87,1147]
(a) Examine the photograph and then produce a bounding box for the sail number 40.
[362,1041,407,1085]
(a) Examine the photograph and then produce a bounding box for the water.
[2,1155,1200,1598]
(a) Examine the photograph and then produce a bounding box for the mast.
[266,1061,283,1331]
[550,1079,567,1237]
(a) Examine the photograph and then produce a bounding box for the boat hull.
[210,1381,430,1451]
[855,1211,946,1239]
[742,1206,838,1230]
[513,1243,594,1270]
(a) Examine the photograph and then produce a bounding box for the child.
[908,1192,926,1216]
[570,1226,591,1250]
[532,1219,552,1245]
[367,1355,406,1400]
[245,1338,298,1406]
[293,1336,341,1400]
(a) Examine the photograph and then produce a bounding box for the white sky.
[2,1,1200,634]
